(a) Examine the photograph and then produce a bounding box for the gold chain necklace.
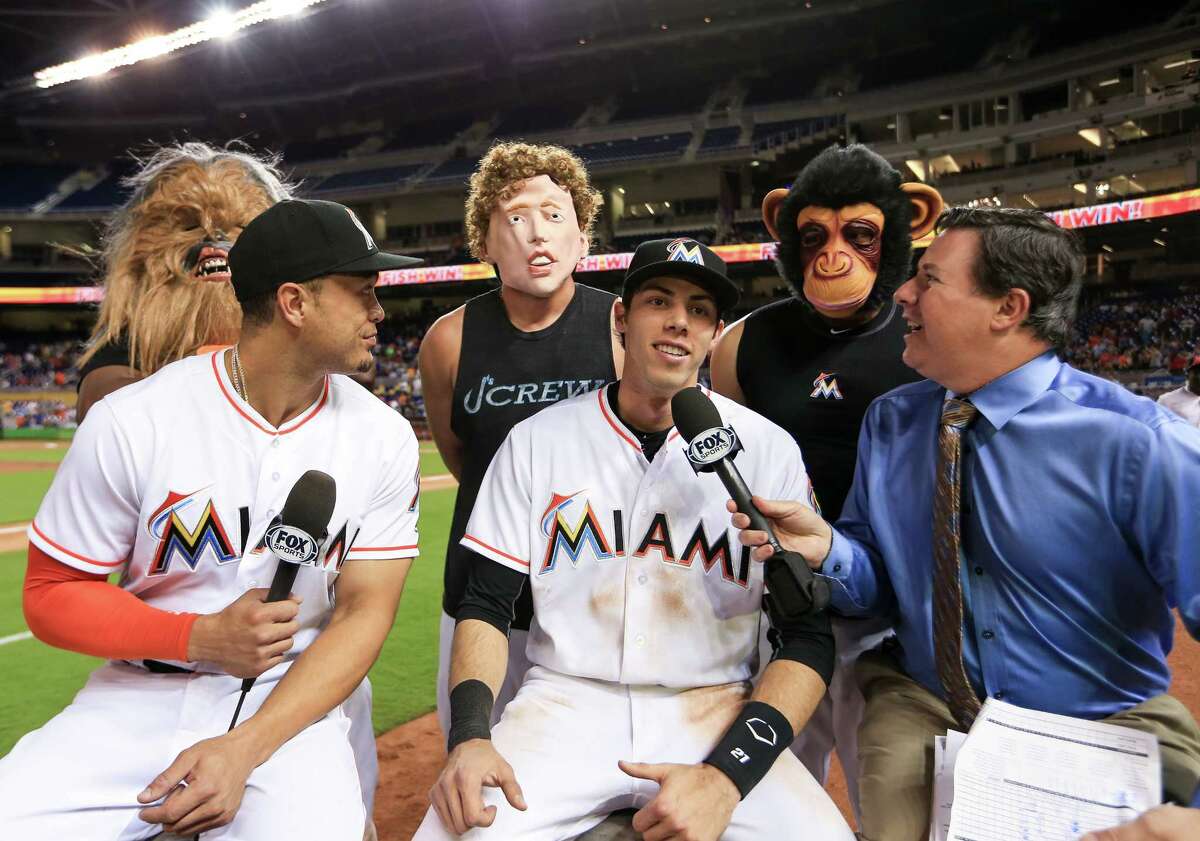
[231,344,248,402]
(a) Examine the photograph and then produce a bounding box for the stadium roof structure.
[0,0,1192,164]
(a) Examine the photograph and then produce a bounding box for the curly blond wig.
[465,141,602,260]
[81,142,294,375]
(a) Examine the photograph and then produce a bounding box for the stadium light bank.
[33,0,326,89]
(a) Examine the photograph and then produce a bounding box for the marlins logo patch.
[147,489,238,575]
[539,491,614,574]
[810,371,843,400]
[666,238,704,264]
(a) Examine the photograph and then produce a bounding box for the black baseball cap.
[228,199,422,302]
[622,238,739,315]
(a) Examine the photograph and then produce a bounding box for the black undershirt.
[604,382,671,462]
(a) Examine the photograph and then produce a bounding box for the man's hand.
[430,738,526,835]
[187,588,301,678]
[619,761,740,841]
[136,729,265,835]
[726,496,832,570]
[1081,805,1200,841]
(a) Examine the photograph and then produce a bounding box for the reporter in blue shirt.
[733,207,1200,841]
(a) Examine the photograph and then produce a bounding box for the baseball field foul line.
[0,631,33,646]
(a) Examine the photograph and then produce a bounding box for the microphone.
[244,469,337,692]
[671,387,829,618]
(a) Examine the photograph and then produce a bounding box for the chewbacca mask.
[80,142,292,376]
[762,144,942,321]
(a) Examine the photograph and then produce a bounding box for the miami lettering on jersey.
[810,371,843,400]
[147,489,237,575]
[462,374,608,415]
[539,491,750,588]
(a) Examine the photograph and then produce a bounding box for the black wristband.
[447,679,494,753]
[702,701,795,800]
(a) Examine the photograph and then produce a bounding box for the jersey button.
[637,574,648,585]
[272,472,280,481]
[271,438,280,448]
[634,634,646,647]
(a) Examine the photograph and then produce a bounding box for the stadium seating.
[573,132,692,166]
[0,164,79,213]
[309,163,428,195]
[52,167,134,213]
[697,126,745,154]
[284,133,373,163]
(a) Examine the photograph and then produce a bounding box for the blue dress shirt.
[824,350,1200,718]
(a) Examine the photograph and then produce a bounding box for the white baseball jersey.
[1158,386,1200,427]
[29,349,421,672]
[462,386,813,688]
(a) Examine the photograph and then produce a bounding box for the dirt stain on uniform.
[659,586,690,621]
[679,680,751,739]
[588,582,620,618]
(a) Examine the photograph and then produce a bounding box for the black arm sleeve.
[456,549,526,636]
[765,600,836,686]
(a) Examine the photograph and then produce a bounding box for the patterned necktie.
[932,397,982,730]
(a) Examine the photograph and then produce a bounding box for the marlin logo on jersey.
[667,238,704,264]
[810,371,843,400]
[147,490,237,575]
[463,375,607,415]
[540,491,616,574]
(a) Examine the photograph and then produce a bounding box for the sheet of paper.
[946,698,1161,841]
[930,729,968,841]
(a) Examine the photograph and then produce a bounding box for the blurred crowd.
[3,289,1198,432]
[1066,292,1200,376]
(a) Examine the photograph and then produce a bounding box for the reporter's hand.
[187,588,301,678]
[137,729,264,835]
[429,739,526,835]
[1081,805,1200,841]
[619,761,740,841]
[726,496,832,570]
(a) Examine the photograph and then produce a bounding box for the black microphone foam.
[265,469,337,602]
[671,386,724,442]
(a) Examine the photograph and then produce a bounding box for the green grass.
[0,428,74,441]
[420,451,451,479]
[0,471,56,524]
[368,486,453,733]
[0,447,68,464]
[0,448,457,756]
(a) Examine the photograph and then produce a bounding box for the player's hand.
[1081,805,1200,841]
[619,760,740,841]
[430,738,527,835]
[136,730,263,835]
[187,588,302,678]
[727,496,832,570]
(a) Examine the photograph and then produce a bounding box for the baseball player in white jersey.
[0,200,423,840]
[415,238,853,841]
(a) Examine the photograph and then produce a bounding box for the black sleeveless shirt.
[444,283,617,626]
[736,298,920,522]
[76,338,133,388]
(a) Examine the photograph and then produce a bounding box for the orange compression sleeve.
[23,544,199,662]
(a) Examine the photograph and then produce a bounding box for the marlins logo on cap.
[667,238,705,265]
